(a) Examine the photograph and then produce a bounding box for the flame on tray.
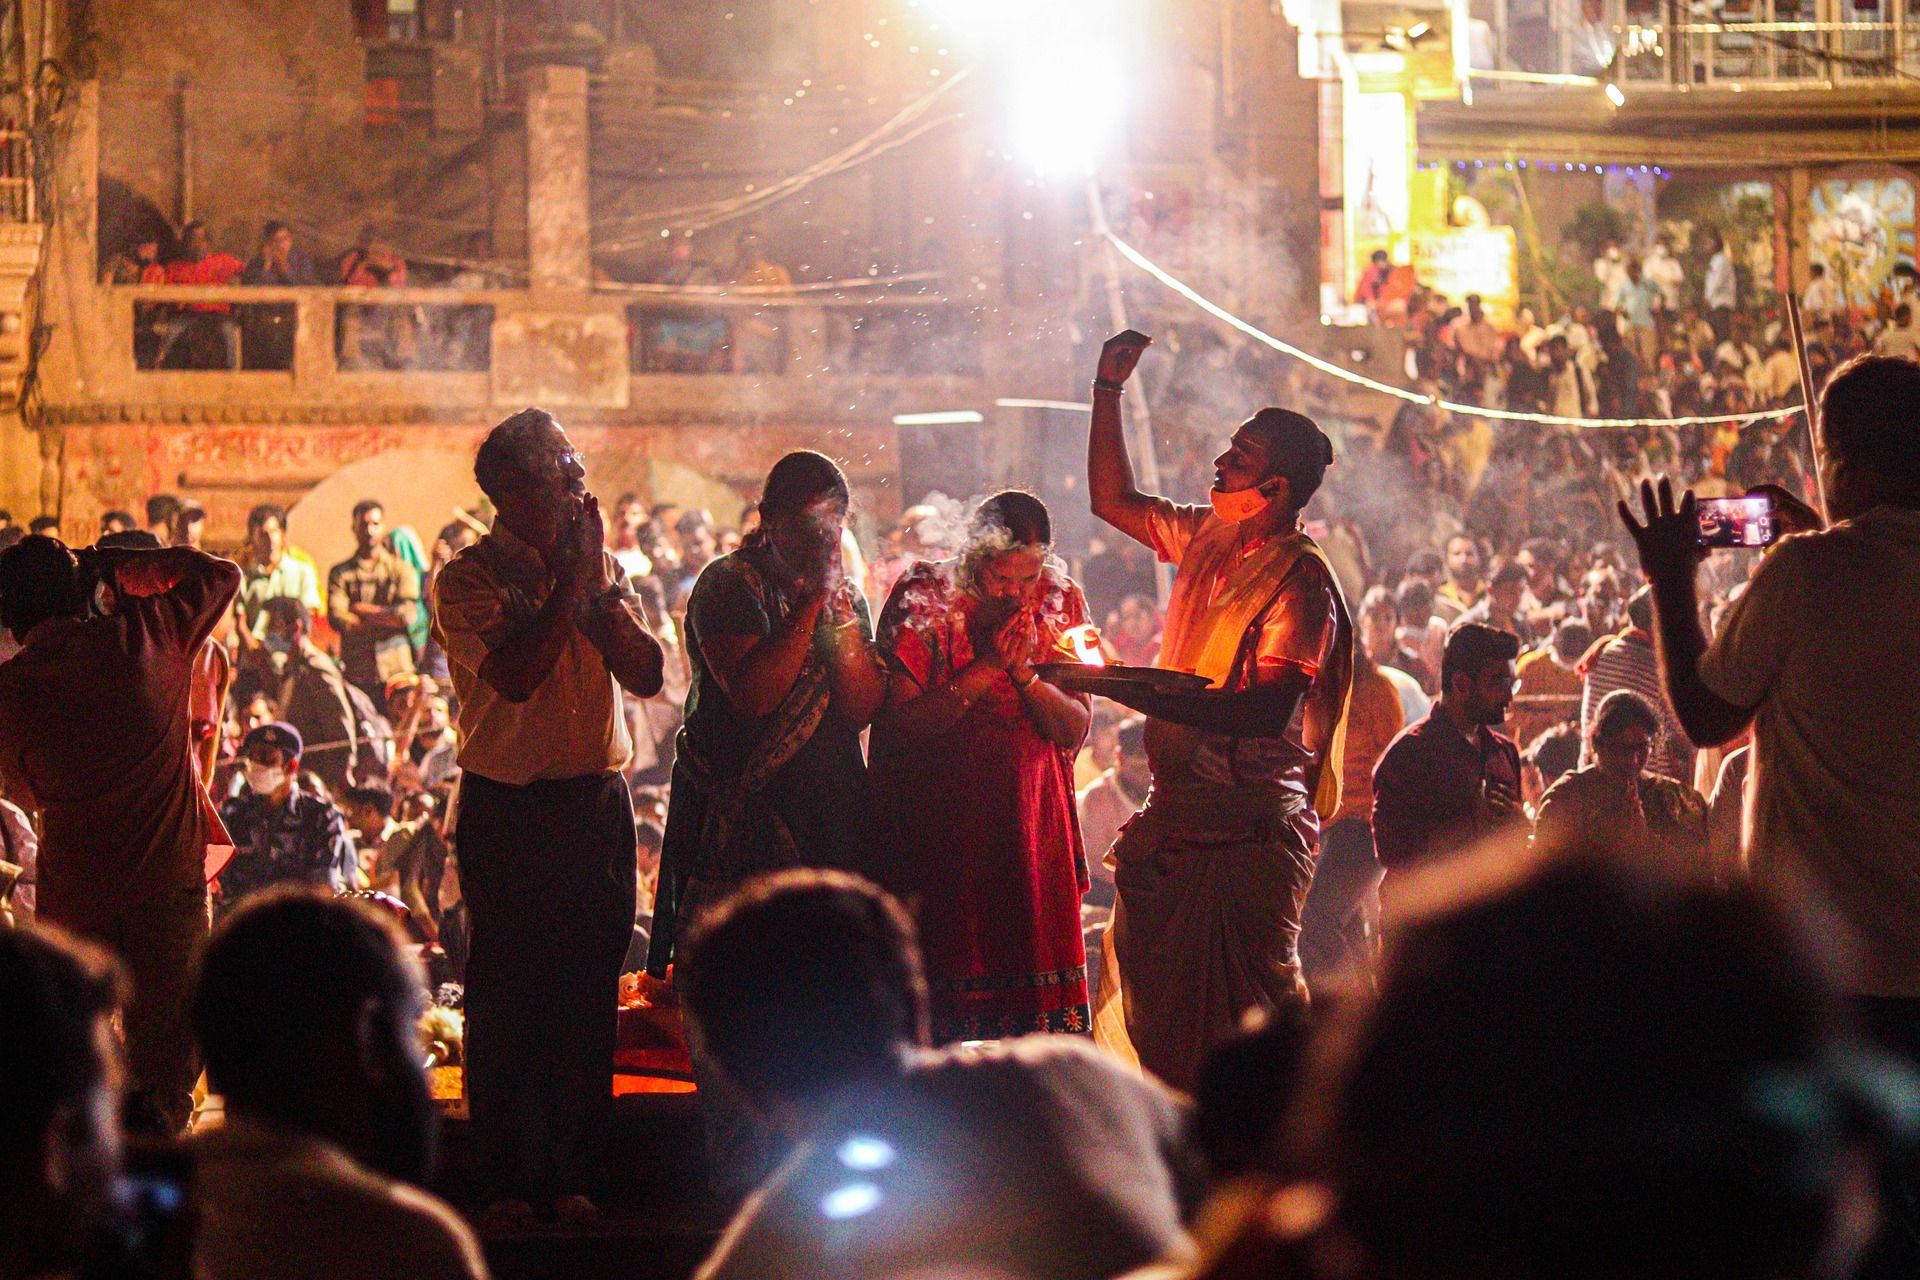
[1060,624,1106,667]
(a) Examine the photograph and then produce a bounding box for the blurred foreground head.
[1287,852,1912,1280]
[679,869,928,1130]
[0,926,126,1280]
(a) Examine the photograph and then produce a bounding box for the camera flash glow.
[837,1136,897,1172]
[821,1182,884,1220]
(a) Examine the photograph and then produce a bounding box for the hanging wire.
[1101,230,1802,431]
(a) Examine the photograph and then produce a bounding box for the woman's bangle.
[1011,667,1038,691]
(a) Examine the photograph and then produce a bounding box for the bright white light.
[891,410,984,425]
[836,1136,897,1171]
[1006,40,1126,173]
[1604,82,1626,107]
[820,1182,883,1220]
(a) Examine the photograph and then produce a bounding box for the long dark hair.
[751,451,850,540]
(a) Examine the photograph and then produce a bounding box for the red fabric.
[166,252,244,311]
[871,562,1092,1042]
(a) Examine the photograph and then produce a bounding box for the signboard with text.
[1410,226,1520,328]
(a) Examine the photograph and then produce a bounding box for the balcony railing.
[89,283,983,415]
[1488,0,1920,87]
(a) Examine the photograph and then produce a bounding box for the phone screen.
[1695,496,1778,549]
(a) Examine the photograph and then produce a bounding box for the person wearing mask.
[0,535,239,1134]
[433,408,664,1225]
[1534,690,1708,874]
[680,870,1199,1280]
[215,722,356,914]
[870,491,1094,1043]
[1621,355,1920,1168]
[328,499,421,705]
[1083,332,1354,1092]
[189,889,488,1280]
[1370,623,1525,913]
[0,926,127,1280]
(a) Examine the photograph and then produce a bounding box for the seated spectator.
[1534,690,1707,875]
[1520,721,1582,809]
[342,783,448,946]
[239,221,314,371]
[99,509,135,538]
[0,925,126,1280]
[215,722,356,915]
[1371,624,1525,912]
[1263,854,1911,1280]
[247,594,362,794]
[189,888,487,1280]
[1508,617,1590,750]
[1456,558,1530,638]
[170,502,207,551]
[680,869,1200,1280]
[159,221,244,370]
[27,515,58,538]
[1579,584,1692,784]
[338,226,414,370]
[144,493,182,546]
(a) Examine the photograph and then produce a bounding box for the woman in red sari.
[871,491,1094,1042]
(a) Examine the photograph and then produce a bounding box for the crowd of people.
[2,313,1919,1280]
[105,219,493,373]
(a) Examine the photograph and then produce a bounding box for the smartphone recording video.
[1695,495,1779,549]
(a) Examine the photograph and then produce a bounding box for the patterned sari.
[871,560,1093,1043]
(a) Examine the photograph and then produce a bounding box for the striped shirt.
[1581,632,1694,785]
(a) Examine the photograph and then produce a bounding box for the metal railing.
[1490,0,1920,87]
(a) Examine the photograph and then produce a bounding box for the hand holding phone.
[1694,494,1780,549]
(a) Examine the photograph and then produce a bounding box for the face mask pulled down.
[1209,481,1278,524]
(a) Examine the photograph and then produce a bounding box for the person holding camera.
[0,534,239,1135]
[1622,355,1920,1046]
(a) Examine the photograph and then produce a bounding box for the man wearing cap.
[1083,331,1354,1091]
[215,722,357,917]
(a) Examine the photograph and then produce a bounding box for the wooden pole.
[1784,295,1829,521]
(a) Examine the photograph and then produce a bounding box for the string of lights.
[1101,229,1803,431]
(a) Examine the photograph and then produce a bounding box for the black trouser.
[456,770,636,1204]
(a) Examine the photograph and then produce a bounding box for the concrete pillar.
[1787,166,1812,290]
[525,64,591,292]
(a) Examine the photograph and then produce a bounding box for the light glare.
[821,1182,884,1219]
[837,1136,898,1171]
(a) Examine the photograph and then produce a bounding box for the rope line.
[1101,230,1802,431]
